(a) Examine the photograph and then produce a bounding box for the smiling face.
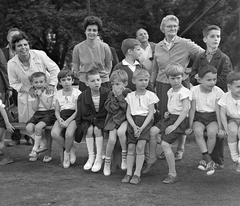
[204,29,221,50]
[14,39,30,58]
[163,20,179,38]
[85,24,98,41]
[136,29,149,44]
[199,72,217,92]
[86,73,102,92]
[32,76,46,90]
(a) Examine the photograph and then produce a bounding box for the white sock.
[33,135,41,151]
[95,136,103,159]
[86,137,94,159]
[228,142,238,162]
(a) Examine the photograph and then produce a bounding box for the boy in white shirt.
[218,71,240,172]
[186,65,225,175]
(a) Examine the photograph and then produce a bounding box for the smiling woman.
[72,16,113,92]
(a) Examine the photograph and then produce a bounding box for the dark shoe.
[7,140,20,147]
[214,163,224,170]
[130,175,141,185]
[121,174,132,183]
[158,152,165,160]
[142,159,158,174]
[174,151,183,161]
[163,174,178,184]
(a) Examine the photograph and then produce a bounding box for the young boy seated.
[218,71,240,172]
[186,65,225,175]
[149,63,192,184]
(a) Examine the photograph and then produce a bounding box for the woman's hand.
[46,84,55,95]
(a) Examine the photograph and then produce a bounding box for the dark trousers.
[209,136,224,165]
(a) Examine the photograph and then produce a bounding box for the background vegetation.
[0,0,239,69]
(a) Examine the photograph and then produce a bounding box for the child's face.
[168,75,183,89]
[204,29,221,50]
[86,74,101,92]
[59,75,74,89]
[229,80,240,98]
[199,72,217,92]
[133,74,149,91]
[32,76,46,90]
[111,79,127,91]
[129,45,142,60]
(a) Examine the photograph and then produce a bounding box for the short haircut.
[121,38,141,55]
[227,71,240,85]
[11,32,29,51]
[203,25,221,37]
[86,70,100,81]
[57,69,74,82]
[29,72,46,83]
[110,69,128,83]
[165,63,184,78]
[198,65,217,78]
[83,16,103,31]
[133,68,149,80]
[135,28,147,37]
[160,15,179,33]
[7,28,20,41]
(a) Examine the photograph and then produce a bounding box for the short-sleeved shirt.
[191,85,224,112]
[54,88,81,111]
[218,91,240,119]
[29,90,55,111]
[125,90,159,116]
[167,86,192,115]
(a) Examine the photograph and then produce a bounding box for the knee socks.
[86,137,95,160]
[95,136,103,160]
[126,154,135,176]
[228,142,238,162]
[134,154,145,177]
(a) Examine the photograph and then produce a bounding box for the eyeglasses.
[165,25,178,29]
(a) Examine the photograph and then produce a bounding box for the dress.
[72,40,112,83]
[7,50,60,122]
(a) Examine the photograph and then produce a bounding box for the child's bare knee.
[150,126,159,137]
[94,126,102,137]
[128,144,135,154]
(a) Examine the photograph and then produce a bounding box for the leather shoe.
[7,140,20,147]
[142,159,158,174]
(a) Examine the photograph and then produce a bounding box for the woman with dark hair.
[72,16,112,91]
[7,32,60,162]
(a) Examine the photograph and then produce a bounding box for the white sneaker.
[103,162,111,176]
[121,158,127,170]
[83,156,95,170]
[63,151,70,168]
[29,150,38,158]
[70,146,76,164]
[91,158,102,172]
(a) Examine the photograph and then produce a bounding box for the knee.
[86,126,94,137]
[136,144,144,154]
[108,136,116,146]
[150,127,159,138]
[35,124,44,134]
[26,124,34,133]
[117,128,126,138]
[94,126,102,137]
[127,144,135,154]
[65,131,74,140]
[228,128,237,138]
[207,129,217,138]
[194,128,204,138]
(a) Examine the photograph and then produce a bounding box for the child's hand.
[135,127,143,139]
[6,122,15,133]
[164,112,170,119]
[35,89,42,97]
[61,121,69,128]
[218,129,227,139]
[185,128,193,135]
[112,85,123,97]
[58,118,64,125]
[133,125,140,138]
[165,124,177,135]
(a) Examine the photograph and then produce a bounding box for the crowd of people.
[0,14,237,185]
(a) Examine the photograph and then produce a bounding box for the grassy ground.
[0,137,240,206]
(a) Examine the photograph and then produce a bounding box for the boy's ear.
[124,81,128,87]
[128,49,132,55]
[132,79,135,85]
[85,81,89,87]
[203,37,207,43]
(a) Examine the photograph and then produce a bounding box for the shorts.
[26,110,56,126]
[127,115,153,144]
[155,114,188,144]
[228,117,240,126]
[60,109,75,121]
[194,111,217,126]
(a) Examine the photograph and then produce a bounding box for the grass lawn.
[0,137,239,206]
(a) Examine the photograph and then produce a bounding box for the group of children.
[0,24,239,186]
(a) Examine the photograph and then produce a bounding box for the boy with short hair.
[75,70,108,172]
[149,63,192,183]
[121,68,159,184]
[186,65,225,175]
[190,25,232,92]
[103,69,131,176]
[218,71,240,172]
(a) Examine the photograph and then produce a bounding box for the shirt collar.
[122,59,140,66]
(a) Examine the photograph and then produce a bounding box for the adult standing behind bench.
[143,15,204,173]
[72,16,112,92]
[7,32,60,159]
